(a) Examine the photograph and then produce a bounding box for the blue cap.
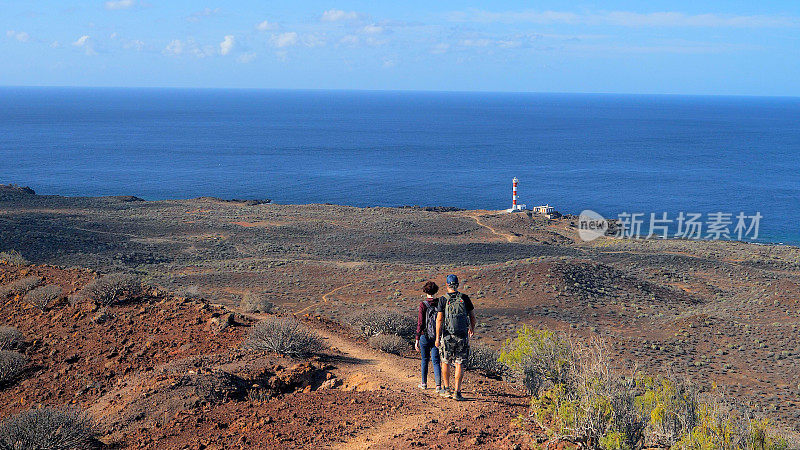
[446,274,459,286]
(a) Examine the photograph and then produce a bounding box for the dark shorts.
[441,334,469,366]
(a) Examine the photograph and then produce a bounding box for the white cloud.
[219,35,235,55]
[321,9,360,22]
[382,58,396,68]
[124,39,145,51]
[302,34,326,48]
[72,35,96,55]
[73,35,90,46]
[256,20,278,31]
[163,39,184,55]
[339,35,359,46]
[6,30,30,42]
[361,24,384,34]
[163,39,215,58]
[187,8,220,22]
[450,9,800,28]
[270,32,298,48]
[104,0,135,10]
[237,52,257,63]
[430,43,449,54]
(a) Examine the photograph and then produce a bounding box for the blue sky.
[2,1,799,95]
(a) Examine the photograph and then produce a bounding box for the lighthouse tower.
[506,177,527,212]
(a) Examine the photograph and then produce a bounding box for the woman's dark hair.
[422,281,439,296]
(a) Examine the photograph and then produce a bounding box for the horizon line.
[1,84,798,100]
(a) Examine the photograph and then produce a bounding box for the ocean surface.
[1,87,799,244]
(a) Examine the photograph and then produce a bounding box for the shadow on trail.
[316,353,373,366]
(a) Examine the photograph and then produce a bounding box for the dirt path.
[294,283,354,316]
[467,213,517,243]
[236,286,525,449]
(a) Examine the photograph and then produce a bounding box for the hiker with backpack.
[416,281,444,394]
[435,274,476,401]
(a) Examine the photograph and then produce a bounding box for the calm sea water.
[1,87,799,244]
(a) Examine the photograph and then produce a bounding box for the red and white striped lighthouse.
[512,177,518,208]
[507,177,526,212]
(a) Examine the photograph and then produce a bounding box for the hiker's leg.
[431,346,442,387]
[454,363,464,394]
[442,360,450,389]
[419,335,430,385]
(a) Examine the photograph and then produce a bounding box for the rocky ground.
[0,263,529,449]
[1,184,800,445]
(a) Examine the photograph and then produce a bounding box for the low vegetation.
[0,276,42,298]
[0,250,28,266]
[176,285,203,299]
[244,316,323,356]
[348,307,415,338]
[0,326,23,350]
[467,343,507,379]
[0,350,27,387]
[79,273,143,306]
[500,326,792,449]
[0,406,96,449]
[368,334,409,355]
[23,284,62,311]
[240,292,274,313]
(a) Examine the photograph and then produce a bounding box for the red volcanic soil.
[0,263,530,449]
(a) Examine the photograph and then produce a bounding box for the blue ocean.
[1,87,799,244]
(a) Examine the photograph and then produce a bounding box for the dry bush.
[177,285,202,299]
[79,273,143,306]
[368,334,409,355]
[0,251,28,266]
[244,317,323,356]
[0,327,23,350]
[0,276,42,297]
[467,343,507,378]
[194,370,248,402]
[0,351,27,386]
[240,292,274,313]
[348,308,415,338]
[0,406,96,450]
[23,285,62,311]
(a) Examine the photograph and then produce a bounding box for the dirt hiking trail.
[235,304,529,449]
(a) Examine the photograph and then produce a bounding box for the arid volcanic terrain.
[1,185,799,447]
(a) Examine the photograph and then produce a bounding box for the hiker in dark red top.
[415,281,443,393]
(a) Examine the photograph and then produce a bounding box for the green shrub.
[244,316,323,356]
[506,325,791,450]
[0,406,96,449]
[0,350,27,386]
[348,308,415,338]
[240,292,274,313]
[23,285,62,311]
[0,327,23,351]
[0,251,28,266]
[0,276,42,298]
[368,334,409,355]
[635,375,698,447]
[79,273,143,306]
[499,326,575,395]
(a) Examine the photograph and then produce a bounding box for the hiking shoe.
[439,388,452,398]
[435,386,445,395]
[453,392,465,401]
[418,383,427,390]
